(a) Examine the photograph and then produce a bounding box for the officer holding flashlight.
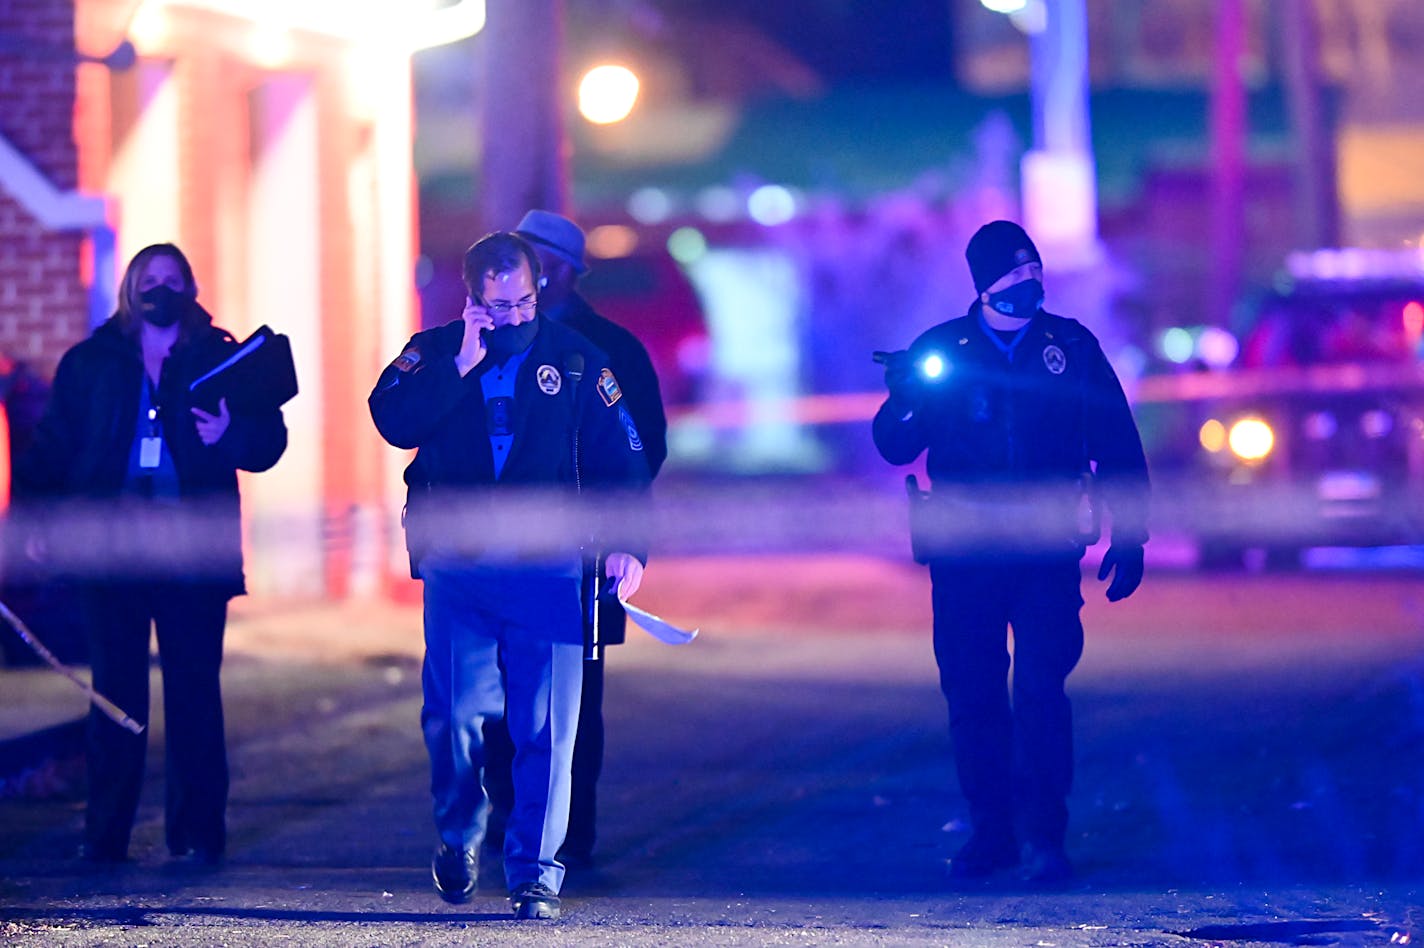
[873,220,1149,884]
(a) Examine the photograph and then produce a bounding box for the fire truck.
[1133,249,1424,567]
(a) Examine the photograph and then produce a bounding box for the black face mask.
[138,285,189,329]
[483,319,538,361]
[985,279,1044,318]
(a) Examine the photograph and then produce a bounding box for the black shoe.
[79,843,127,865]
[1020,843,1073,884]
[169,846,224,867]
[510,881,561,920]
[947,831,1019,880]
[431,843,477,904]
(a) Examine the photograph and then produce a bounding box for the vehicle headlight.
[1303,411,1337,440]
[1360,409,1393,439]
[1228,417,1275,462]
[1199,418,1227,453]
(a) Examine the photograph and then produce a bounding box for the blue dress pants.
[420,566,584,893]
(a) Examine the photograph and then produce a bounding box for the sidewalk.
[0,597,426,793]
[3,558,1422,946]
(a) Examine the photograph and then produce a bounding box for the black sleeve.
[13,347,85,498]
[616,338,668,477]
[578,368,653,562]
[368,333,469,450]
[872,395,929,466]
[214,405,287,473]
[1083,342,1151,545]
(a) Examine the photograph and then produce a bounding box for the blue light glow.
[747,185,796,226]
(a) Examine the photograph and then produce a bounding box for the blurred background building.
[415,0,1424,470]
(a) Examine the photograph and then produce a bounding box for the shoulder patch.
[597,368,623,407]
[392,346,422,373]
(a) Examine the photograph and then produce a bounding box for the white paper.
[620,599,698,645]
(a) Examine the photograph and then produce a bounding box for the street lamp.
[578,64,640,125]
[982,0,1099,266]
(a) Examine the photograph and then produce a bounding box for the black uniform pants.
[929,555,1084,849]
[482,651,605,862]
[81,582,230,859]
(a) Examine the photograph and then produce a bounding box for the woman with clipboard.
[14,243,290,865]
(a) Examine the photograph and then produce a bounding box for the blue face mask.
[986,279,1044,318]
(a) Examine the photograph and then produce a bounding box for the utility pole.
[1020,0,1099,268]
[1280,0,1339,249]
[478,0,569,231]
[1209,0,1247,327]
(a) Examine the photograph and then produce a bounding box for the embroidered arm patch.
[392,346,422,373]
[618,405,643,452]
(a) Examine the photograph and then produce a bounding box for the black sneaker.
[947,831,1019,879]
[510,881,561,920]
[169,845,224,867]
[431,843,477,904]
[79,843,128,865]
[1020,843,1073,884]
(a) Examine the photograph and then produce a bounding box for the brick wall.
[0,0,88,378]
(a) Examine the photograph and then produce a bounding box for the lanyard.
[145,376,163,438]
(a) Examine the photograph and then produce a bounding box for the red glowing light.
[1405,301,1424,338]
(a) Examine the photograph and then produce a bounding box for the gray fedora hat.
[514,209,589,274]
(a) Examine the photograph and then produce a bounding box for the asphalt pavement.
[1,554,1422,946]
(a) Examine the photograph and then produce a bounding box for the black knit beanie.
[966,220,1041,295]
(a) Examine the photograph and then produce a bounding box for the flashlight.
[872,349,948,381]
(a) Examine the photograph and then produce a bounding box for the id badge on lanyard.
[140,382,163,469]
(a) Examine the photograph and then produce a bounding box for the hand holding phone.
[455,296,493,376]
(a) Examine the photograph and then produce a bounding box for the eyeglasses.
[483,296,537,317]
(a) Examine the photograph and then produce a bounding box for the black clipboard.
[189,325,298,413]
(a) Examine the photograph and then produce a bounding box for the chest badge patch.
[1043,344,1067,375]
[597,368,623,407]
[536,364,562,395]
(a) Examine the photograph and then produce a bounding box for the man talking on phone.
[370,232,650,920]
[470,210,669,878]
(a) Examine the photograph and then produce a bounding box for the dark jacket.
[549,293,668,477]
[14,316,289,595]
[873,307,1149,557]
[368,316,651,589]
[546,293,667,648]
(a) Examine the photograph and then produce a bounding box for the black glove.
[880,349,919,410]
[1097,543,1144,602]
